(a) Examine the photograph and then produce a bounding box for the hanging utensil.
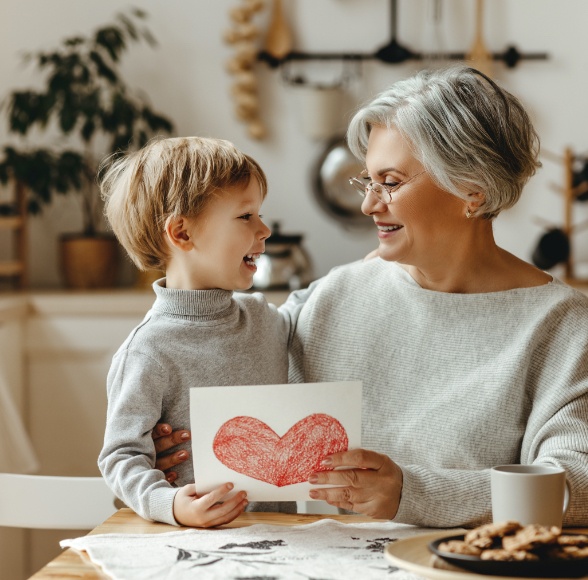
[421,0,444,66]
[263,0,293,62]
[531,219,588,270]
[374,0,415,64]
[312,137,371,229]
[531,228,570,271]
[467,0,493,77]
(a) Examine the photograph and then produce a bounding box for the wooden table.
[30,509,382,579]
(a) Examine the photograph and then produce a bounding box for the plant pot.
[60,234,119,289]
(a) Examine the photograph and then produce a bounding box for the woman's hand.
[173,483,248,528]
[307,449,403,520]
[152,423,191,484]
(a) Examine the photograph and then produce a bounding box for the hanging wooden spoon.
[264,0,293,60]
[467,0,493,77]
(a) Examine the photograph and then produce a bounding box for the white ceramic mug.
[491,464,570,528]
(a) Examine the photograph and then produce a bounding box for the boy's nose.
[259,221,271,240]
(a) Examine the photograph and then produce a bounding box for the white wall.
[1,0,587,287]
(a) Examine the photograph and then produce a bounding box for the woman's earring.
[465,208,474,219]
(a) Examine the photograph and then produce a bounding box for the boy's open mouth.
[243,253,261,266]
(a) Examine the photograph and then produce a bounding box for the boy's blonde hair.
[100,136,268,270]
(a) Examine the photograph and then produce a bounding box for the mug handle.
[563,479,571,514]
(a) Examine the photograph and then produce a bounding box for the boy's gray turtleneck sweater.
[99,280,294,525]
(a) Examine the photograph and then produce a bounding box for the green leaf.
[28,199,41,214]
[117,13,138,40]
[95,26,126,62]
[130,7,148,19]
[81,118,95,141]
[89,50,118,83]
[64,36,85,48]
[142,106,174,133]
[59,96,79,133]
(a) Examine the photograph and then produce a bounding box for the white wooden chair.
[0,473,118,529]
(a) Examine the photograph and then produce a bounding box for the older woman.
[155,65,588,528]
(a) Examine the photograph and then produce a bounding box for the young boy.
[98,137,294,527]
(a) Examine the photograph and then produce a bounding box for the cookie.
[480,548,539,561]
[557,534,588,547]
[464,521,522,549]
[553,545,588,560]
[438,540,482,556]
[502,524,560,552]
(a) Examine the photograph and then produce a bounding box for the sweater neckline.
[386,260,558,296]
[151,278,234,318]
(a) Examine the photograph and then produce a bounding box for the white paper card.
[190,381,362,501]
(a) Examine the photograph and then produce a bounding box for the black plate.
[428,534,588,578]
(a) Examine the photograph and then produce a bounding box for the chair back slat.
[0,473,117,529]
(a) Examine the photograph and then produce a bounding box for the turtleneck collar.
[151,278,234,319]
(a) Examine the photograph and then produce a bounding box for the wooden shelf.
[0,216,24,230]
[0,261,24,276]
[0,182,27,289]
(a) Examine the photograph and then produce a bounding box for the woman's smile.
[376,222,404,238]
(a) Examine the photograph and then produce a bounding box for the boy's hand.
[152,423,191,484]
[173,483,248,528]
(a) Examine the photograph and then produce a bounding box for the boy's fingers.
[201,483,247,511]
[204,498,248,528]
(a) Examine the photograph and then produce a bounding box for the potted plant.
[0,8,174,288]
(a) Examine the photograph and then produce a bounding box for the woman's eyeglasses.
[348,169,426,204]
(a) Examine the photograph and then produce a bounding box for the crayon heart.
[212,413,348,486]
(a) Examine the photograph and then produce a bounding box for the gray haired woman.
[155,65,588,528]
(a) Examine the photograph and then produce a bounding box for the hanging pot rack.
[259,0,548,70]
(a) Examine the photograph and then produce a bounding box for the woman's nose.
[361,191,385,216]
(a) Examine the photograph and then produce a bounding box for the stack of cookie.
[439,521,588,561]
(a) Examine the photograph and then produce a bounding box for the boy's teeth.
[244,253,261,263]
[378,225,402,232]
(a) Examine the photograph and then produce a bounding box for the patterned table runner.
[61,519,437,579]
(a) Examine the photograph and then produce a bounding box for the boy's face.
[180,178,271,291]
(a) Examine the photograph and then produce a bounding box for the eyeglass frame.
[348,169,426,204]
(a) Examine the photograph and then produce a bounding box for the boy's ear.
[165,216,193,251]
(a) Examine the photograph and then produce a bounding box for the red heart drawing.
[212,413,348,487]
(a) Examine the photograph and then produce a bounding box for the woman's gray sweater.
[282,258,588,527]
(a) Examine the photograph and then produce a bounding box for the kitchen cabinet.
[26,292,155,476]
[0,296,26,410]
